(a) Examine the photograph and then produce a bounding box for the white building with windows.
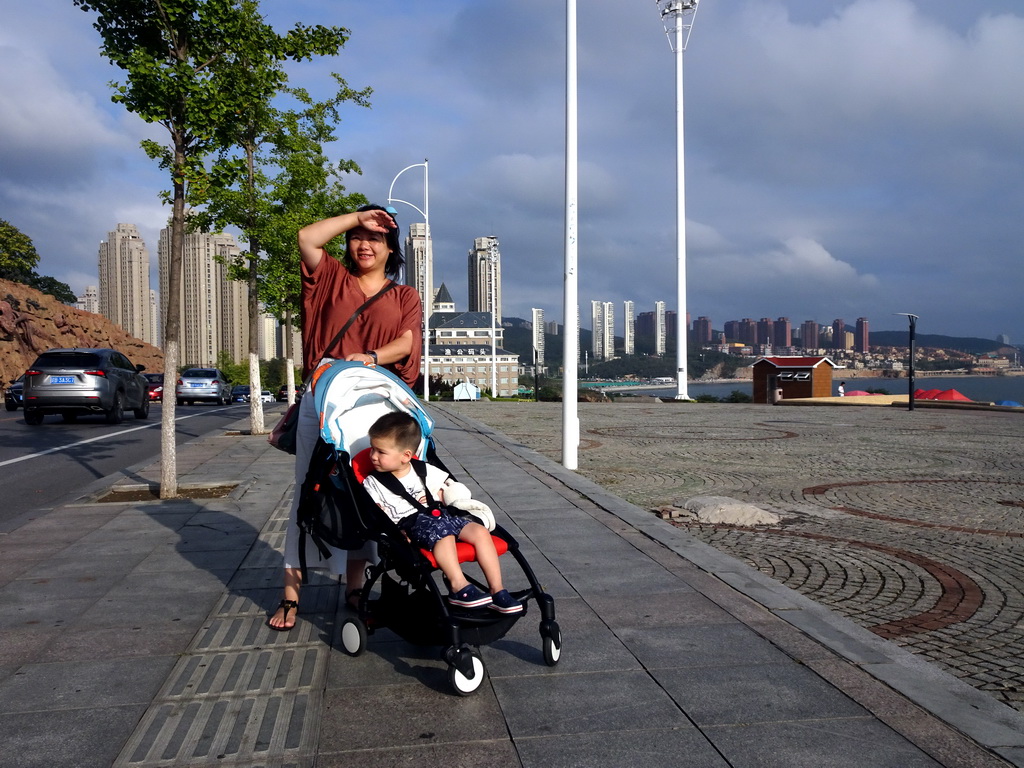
[531,307,545,371]
[623,300,635,356]
[428,310,518,398]
[655,300,667,356]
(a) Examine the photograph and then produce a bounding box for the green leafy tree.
[0,219,40,280]
[194,87,367,429]
[75,0,349,497]
[255,97,368,398]
[0,220,77,303]
[189,3,354,432]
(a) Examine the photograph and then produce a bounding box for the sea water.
[639,376,1024,404]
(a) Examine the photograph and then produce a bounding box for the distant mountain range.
[866,331,1013,354]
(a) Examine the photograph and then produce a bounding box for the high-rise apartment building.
[801,320,819,350]
[76,285,99,314]
[591,301,613,361]
[693,316,712,346]
[531,307,545,368]
[467,236,501,324]
[158,228,247,367]
[98,223,156,346]
[654,301,667,356]
[832,319,846,350]
[623,301,635,356]
[404,222,433,317]
[757,318,774,346]
[774,317,792,348]
[855,317,870,353]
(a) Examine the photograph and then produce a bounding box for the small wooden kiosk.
[751,356,838,404]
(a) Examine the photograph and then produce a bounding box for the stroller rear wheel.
[446,645,485,696]
[340,616,367,656]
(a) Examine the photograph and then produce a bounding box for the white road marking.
[0,409,233,468]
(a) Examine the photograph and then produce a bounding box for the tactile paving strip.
[113,494,336,767]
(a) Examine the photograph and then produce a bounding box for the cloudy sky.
[2,0,1022,342]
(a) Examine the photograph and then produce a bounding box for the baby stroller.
[296,361,561,695]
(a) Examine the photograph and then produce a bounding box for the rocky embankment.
[0,278,164,386]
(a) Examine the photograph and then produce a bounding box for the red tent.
[915,389,942,400]
[934,389,972,402]
[845,390,874,396]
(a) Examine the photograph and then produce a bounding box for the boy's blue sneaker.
[489,589,523,614]
[448,584,492,608]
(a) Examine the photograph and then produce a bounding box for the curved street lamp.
[387,160,430,401]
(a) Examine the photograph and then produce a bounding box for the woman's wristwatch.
[365,350,378,364]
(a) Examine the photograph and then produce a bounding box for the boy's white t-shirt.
[362,462,451,525]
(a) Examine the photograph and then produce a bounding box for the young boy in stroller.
[361,412,523,614]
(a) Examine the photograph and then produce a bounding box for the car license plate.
[50,376,75,384]
[189,383,205,387]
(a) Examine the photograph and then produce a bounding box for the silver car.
[22,348,150,425]
[176,368,232,405]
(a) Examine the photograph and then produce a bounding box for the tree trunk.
[285,308,297,403]
[160,144,186,499]
[245,142,266,434]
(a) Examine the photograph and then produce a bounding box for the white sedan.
[260,390,274,403]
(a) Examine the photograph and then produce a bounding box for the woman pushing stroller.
[269,206,422,631]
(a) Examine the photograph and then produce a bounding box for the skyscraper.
[76,285,99,315]
[623,300,636,356]
[801,320,819,350]
[693,316,712,346]
[404,221,433,317]
[467,236,501,324]
[531,307,545,368]
[98,223,155,346]
[590,301,605,360]
[855,317,870,353]
[832,319,846,350]
[654,301,667,356]
[774,317,792,348]
[158,228,247,367]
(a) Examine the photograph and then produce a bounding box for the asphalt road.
[0,401,275,531]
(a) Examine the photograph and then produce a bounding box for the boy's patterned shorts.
[408,510,469,548]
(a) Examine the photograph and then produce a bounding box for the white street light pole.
[656,0,698,401]
[387,160,430,401]
[563,0,580,470]
[489,237,499,397]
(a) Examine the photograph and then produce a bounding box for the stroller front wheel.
[541,620,562,666]
[340,616,367,656]
[447,646,485,696]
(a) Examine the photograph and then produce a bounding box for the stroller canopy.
[310,361,433,457]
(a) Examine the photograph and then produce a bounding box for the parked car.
[231,384,251,403]
[4,375,24,411]
[21,348,149,425]
[276,384,290,402]
[176,368,232,405]
[143,372,164,402]
[260,390,274,404]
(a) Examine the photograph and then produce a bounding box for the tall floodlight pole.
[563,0,580,469]
[896,313,918,411]
[388,160,430,401]
[656,0,699,400]
[489,237,499,397]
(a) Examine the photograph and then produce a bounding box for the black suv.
[4,375,24,411]
[22,348,150,425]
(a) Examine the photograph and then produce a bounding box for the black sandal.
[268,599,298,631]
